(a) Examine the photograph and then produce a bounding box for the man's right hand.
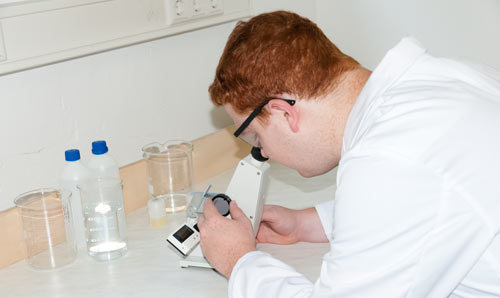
[256,205,329,244]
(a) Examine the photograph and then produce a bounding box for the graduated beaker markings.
[79,178,128,261]
[14,189,77,269]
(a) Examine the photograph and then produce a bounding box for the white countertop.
[0,162,337,298]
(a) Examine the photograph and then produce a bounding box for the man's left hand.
[197,198,256,278]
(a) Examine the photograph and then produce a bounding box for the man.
[197,10,500,298]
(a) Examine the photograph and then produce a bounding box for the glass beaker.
[79,178,128,262]
[142,140,193,213]
[14,189,77,270]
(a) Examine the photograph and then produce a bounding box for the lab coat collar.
[342,37,427,153]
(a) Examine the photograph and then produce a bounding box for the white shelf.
[0,0,253,75]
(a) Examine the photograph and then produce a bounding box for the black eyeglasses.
[233,98,296,147]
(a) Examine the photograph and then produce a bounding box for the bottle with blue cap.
[82,141,128,261]
[60,149,91,249]
[88,140,120,179]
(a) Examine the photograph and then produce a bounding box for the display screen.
[173,225,194,243]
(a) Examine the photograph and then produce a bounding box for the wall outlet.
[207,0,223,15]
[165,0,194,25]
[192,0,203,17]
[165,0,223,25]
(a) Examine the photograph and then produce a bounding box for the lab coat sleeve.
[319,153,491,298]
[227,203,334,298]
[315,200,335,240]
[228,251,314,298]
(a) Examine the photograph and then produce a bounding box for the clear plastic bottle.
[79,178,128,261]
[60,149,91,250]
[85,141,126,261]
[88,140,120,179]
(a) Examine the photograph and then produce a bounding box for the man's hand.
[197,199,256,279]
[256,205,301,244]
[257,205,329,244]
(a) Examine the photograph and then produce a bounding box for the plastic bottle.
[79,177,128,261]
[88,140,120,179]
[60,149,91,249]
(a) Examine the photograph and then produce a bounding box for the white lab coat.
[228,38,500,298]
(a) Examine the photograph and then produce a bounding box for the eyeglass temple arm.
[233,104,266,137]
[233,98,295,137]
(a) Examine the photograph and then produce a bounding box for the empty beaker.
[142,140,193,213]
[14,189,77,270]
[79,178,128,262]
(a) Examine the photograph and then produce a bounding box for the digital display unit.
[167,224,200,256]
[173,225,194,243]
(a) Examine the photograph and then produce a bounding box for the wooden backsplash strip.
[0,207,26,268]
[0,125,250,270]
[121,159,149,214]
[191,126,250,184]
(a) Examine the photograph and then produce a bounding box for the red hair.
[208,11,359,117]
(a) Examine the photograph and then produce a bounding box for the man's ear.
[268,99,299,132]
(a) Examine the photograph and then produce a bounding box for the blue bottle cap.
[91,140,109,155]
[65,149,81,162]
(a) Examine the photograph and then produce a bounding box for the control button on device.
[212,194,231,217]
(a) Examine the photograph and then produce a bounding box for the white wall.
[4,0,499,211]
[0,1,317,211]
[316,0,500,70]
[252,0,316,20]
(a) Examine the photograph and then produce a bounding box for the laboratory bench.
[0,161,337,298]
